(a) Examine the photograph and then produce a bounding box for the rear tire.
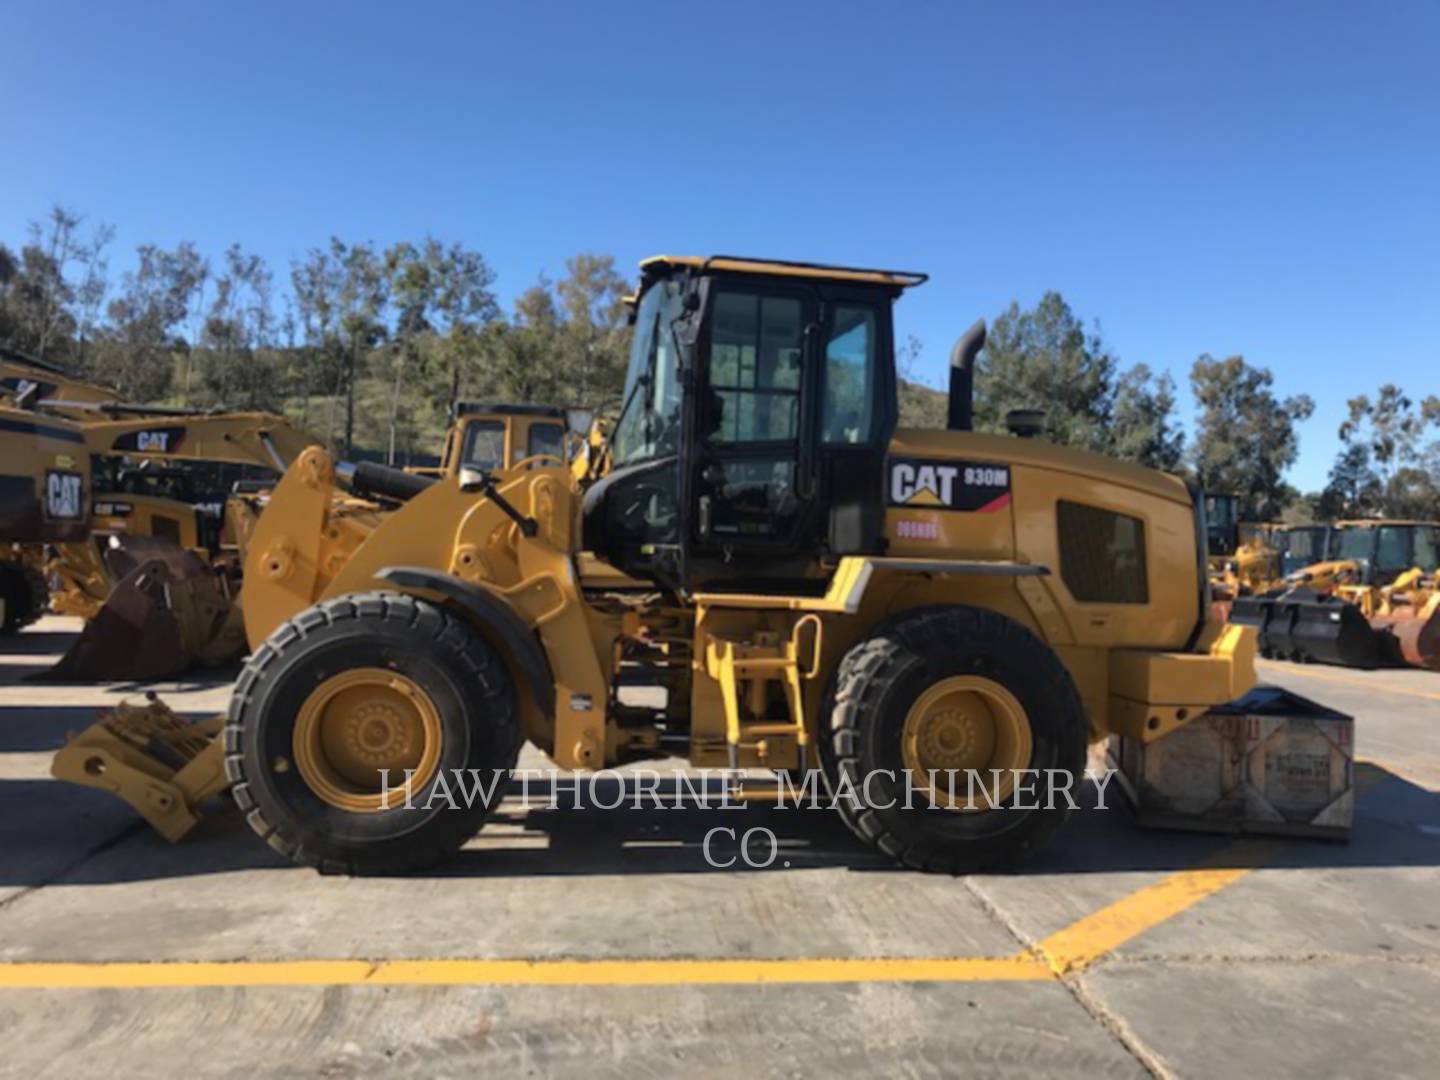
[20,563,49,625]
[0,562,44,634]
[822,605,1087,874]
[224,591,521,874]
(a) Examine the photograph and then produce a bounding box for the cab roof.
[639,255,928,291]
[453,402,567,420]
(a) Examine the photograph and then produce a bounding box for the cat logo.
[890,462,958,506]
[45,471,84,520]
[888,458,1012,512]
[112,426,185,455]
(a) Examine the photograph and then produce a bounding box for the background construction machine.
[1,347,115,626]
[0,344,120,413]
[0,399,89,631]
[1231,519,1440,669]
[1204,496,1330,602]
[56,255,1256,874]
[432,402,575,475]
[39,407,320,680]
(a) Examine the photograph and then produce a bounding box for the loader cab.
[442,403,570,476]
[583,256,925,593]
[1326,521,1440,585]
[1278,524,1328,577]
[1204,493,1240,557]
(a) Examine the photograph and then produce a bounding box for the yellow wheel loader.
[439,402,574,473]
[0,399,89,632]
[1231,519,1440,669]
[1,347,111,627]
[55,255,1255,872]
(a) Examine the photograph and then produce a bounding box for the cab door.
[690,281,817,567]
[812,289,896,556]
[685,279,896,587]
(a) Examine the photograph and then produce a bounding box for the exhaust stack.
[947,319,987,431]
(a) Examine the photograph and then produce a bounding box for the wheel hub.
[901,675,1033,810]
[293,667,442,812]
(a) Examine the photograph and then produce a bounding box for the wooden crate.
[1108,686,1353,839]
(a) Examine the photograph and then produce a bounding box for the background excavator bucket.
[43,537,242,681]
[1371,602,1440,671]
[1231,589,1393,669]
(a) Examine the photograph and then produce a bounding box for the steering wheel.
[618,480,679,535]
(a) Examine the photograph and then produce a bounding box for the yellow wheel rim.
[292,667,443,813]
[900,675,1033,810]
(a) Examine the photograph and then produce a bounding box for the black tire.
[0,563,36,634]
[19,563,49,625]
[224,591,522,874]
[822,604,1087,874]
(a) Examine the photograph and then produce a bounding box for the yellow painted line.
[0,955,1052,990]
[1257,659,1440,703]
[371,956,1050,986]
[0,960,377,989]
[1031,840,1282,976]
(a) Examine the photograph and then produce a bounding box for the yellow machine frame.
[53,254,1258,873]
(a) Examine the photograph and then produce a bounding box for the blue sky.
[3,0,1436,490]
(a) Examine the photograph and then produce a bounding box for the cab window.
[1376,526,1411,574]
[705,291,803,443]
[461,420,506,471]
[522,422,565,464]
[1415,526,1440,571]
[612,279,685,467]
[823,305,878,444]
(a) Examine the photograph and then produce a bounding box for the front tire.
[224,591,521,874]
[823,605,1087,874]
[0,561,47,634]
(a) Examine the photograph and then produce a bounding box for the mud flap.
[42,538,241,682]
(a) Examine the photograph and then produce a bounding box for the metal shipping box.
[1109,686,1353,839]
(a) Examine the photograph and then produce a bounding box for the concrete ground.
[1,615,1437,1078]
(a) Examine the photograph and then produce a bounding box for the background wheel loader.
[430,402,574,474]
[1,347,115,627]
[0,398,90,631]
[55,255,1256,874]
[1230,519,1440,669]
[1203,494,1329,601]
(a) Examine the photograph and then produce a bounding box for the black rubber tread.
[224,590,522,875]
[0,562,41,634]
[822,604,1088,874]
[18,562,49,627]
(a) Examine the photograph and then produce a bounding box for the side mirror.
[457,465,488,493]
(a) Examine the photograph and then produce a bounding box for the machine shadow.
[0,704,220,753]
[0,630,79,656]
[6,764,1436,887]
